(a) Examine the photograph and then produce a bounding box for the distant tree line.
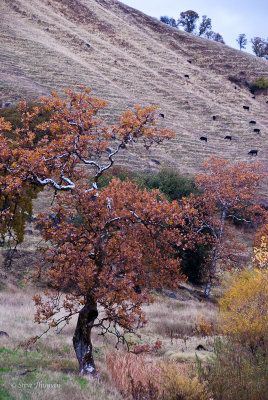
[160,10,224,44]
[160,10,268,58]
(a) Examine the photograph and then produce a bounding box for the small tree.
[198,15,212,37]
[195,156,263,296]
[212,32,225,44]
[251,37,268,57]
[160,16,177,28]
[177,10,199,33]
[236,33,247,50]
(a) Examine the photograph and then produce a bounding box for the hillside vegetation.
[0,0,268,197]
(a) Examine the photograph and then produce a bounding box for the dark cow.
[254,128,260,133]
[151,159,161,165]
[85,43,91,48]
[243,106,249,110]
[200,136,207,142]
[252,96,256,99]
[248,150,258,156]
[234,86,237,89]
[249,120,256,124]
[184,74,189,78]
[212,116,216,120]
[266,100,268,104]
[224,136,232,140]
[187,60,192,64]
[159,113,165,118]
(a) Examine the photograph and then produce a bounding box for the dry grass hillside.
[0,0,268,197]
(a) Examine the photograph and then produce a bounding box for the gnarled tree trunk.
[73,298,98,377]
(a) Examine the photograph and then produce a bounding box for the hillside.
[1,0,268,196]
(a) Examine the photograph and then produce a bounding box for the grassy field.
[0,280,217,400]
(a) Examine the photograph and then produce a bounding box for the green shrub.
[139,168,197,201]
[252,76,268,90]
[98,167,198,201]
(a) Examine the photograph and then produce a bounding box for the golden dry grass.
[0,282,217,399]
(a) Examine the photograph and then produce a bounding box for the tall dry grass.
[106,350,212,400]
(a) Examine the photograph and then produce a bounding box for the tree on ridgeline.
[160,16,177,28]
[160,10,224,44]
[195,156,264,297]
[236,33,247,50]
[251,37,268,58]
[211,32,225,44]
[177,10,199,33]
[198,15,212,37]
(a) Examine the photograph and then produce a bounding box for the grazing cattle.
[212,116,216,120]
[184,74,189,78]
[252,96,255,99]
[248,150,258,156]
[200,136,207,142]
[159,113,165,118]
[85,43,91,48]
[243,106,249,110]
[266,100,268,104]
[187,60,192,64]
[224,136,232,140]
[249,120,256,124]
[151,159,160,165]
[254,128,260,133]
[235,86,237,89]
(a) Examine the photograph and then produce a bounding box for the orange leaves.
[0,117,11,132]
[33,178,189,332]
[195,155,263,211]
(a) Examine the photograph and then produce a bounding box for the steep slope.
[1,0,268,196]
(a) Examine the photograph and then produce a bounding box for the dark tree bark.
[73,298,98,377]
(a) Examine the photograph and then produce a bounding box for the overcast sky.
[121,0,268,54]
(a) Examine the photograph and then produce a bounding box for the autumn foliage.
[195,155,263,295]
[0,88,265,377]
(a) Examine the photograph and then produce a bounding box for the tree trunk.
[73,298,98,377]
[205,208,227,297]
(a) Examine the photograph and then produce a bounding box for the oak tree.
[198,15,212,37]
[160,16,177,28]
[251,37,268,58]
[195,156,263,296]
[1,89,201,376]
[236,34,247,50]
[178,10,199,33]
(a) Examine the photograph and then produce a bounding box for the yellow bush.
[160,362,211,400]
[219,266,268,351]
[253,236,268,269]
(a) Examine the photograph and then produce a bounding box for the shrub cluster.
[106,350,211,400]
[250,76,268,92]
[198,246,268,399]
